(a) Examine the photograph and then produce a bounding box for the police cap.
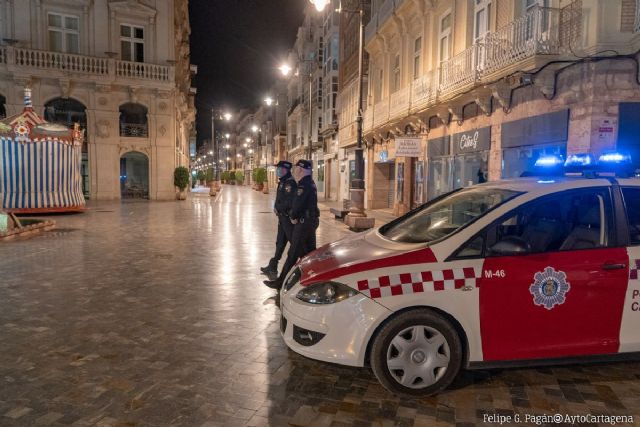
[275,160,292,169]
[295,159,312,170]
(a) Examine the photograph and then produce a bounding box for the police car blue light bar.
[534,155,564,168]
[598,152,632,164]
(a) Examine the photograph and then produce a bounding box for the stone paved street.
[1,185,640,427]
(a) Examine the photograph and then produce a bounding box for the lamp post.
[308,0,371,228]
[210,109,232,194]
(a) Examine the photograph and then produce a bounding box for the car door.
[619,186,640,352]
[477,187,629,361]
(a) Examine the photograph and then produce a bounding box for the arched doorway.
[0,94,6,119]
[44,98,89,198]
[120,151,149,199]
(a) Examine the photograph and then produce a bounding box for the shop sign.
[395,137,422,157]
[452,127,491,155]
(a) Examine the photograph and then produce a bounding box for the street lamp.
[278,63,292,77]
[264,97,274,106]
[211,109,233,191]
[309,0,330,11]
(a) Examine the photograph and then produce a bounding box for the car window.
[622,187,640,245]
[485,188,611,255]
[380,187,522,244]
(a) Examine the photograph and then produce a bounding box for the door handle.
[602,263,627,271]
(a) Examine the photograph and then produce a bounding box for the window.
[474,0,491,41]
[439,12,452,63]
[487,189,611,255]
[375,68,384,102]
[48,13,79,53]
[119,103,148,137]
[380,187,521,244]
[0,95,5,119]
[120,24,144,62]
[392,54,401,93]
[623,188,640,245]
[413,37,422,80]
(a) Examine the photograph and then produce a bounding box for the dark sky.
[189,0,306,143]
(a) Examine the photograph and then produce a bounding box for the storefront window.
[453,151,488,189]
[502,144,566,178]
[428,157,452,200]
[414,161,425,206]
[316,160,325,192]
[348,160,356,188]
[396,162,404,203]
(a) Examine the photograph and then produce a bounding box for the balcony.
[0,46,174,87]
[373,99,389,128]
[120,123,149,138]
[410,70,436,112]
[363,5,570,132]
[389,86,410,120]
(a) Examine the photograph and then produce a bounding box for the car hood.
[298,231,436,285]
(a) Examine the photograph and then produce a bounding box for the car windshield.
[380,187,522,244]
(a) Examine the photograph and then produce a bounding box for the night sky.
[189,0,306,144]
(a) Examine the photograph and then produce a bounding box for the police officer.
[260,161,297,279]
[264,159,319,290]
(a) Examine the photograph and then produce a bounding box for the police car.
[279,153,640,396]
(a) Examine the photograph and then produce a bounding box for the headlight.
[296,282,358,304]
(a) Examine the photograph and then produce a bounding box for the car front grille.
[292,325,325,347]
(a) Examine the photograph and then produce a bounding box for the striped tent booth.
[0,89,85,213]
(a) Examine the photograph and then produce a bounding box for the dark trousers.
[268,215,293,269]
[278,216,319,282]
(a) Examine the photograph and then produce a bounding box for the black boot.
[263,278,283,290]
[260,258,278,275]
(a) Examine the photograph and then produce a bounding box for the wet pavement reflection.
[1,185,639,426]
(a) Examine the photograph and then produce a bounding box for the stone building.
[363,0,640,216]
[0,0,195,201]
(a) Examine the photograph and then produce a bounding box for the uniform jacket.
[274,173,297,216]
[290,175,320,220]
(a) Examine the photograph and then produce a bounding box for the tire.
[370,309,463,397]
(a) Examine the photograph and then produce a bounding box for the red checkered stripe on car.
[631,259,640,280]
[356,267,482,299]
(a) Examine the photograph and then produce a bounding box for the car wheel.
[370,309,463,397]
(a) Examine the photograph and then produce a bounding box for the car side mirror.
[488,236,531,256]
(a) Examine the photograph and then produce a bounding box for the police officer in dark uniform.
[260,161,297,279]
[264,159,319,290]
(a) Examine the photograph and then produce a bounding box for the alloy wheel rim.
[386,325,450,389]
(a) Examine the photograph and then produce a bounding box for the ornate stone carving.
[158,125,167,136]
[59,79,72,99]
[158,101,168,112]
[96,120,111,138]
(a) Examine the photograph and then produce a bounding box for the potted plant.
[254,167,266,191]
[235,171,244,185]
[174,166,189,200]
[205,169,214,188]
[228,171,236,185]
[196,170,206,186]
[221,171,229,184]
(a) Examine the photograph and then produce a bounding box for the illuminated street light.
[225,144,230,149]
[309,0,330,11]
[226,157,230,161]
[224,133,230,139]
[249,149,254,154]
[251,125,259,133]
[208,151,213,155]
[223,112,232,121]
[278,63,292,76]
[243,143,248,148]
[264,97,273,106]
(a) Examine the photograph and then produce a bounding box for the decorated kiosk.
[0,89,85,213]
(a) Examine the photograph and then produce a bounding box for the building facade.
[363,0,640,216]
[0,0,195,201]
[336,0,371,204]
[285,6,323,168]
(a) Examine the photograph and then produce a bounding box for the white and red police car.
[279,153,640,396]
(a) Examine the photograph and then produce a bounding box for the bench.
[330,199,351,221]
